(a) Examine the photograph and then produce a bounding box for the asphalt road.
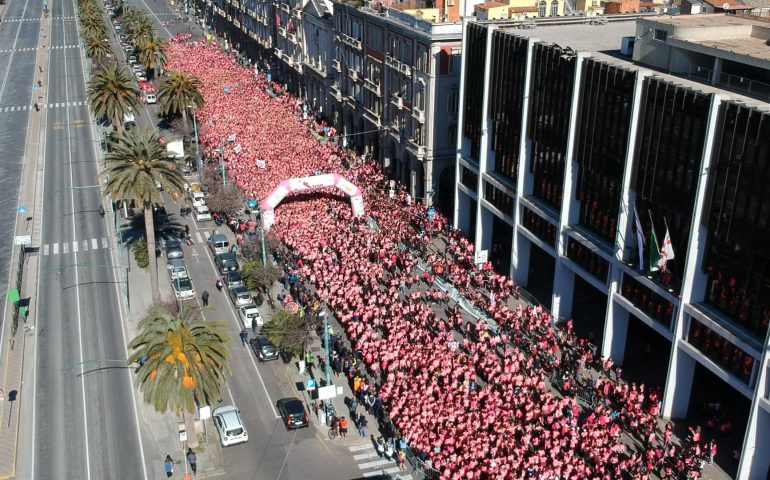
[28,0,147,478]
[0,0,43,342]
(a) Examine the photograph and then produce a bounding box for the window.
[416,44,429,73]
[538,0,546,16]
[550,0,558,16]
[448,54,461,74]
[447,91,459,114]
[448,124,457,147]
[654,29,667,41]
[368,26,382,50]
[415,86,425,110]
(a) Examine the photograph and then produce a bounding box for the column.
[473,25,496,249]
[551,52,587,323]
[662,94,722,418]
[602,297,631,364]
[711,57,723,86]
[511,37,538,287]
[453,18,472,229]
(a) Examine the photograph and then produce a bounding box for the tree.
[157,71,204,129]
[128,306,231,414]
[87,65,140,134]
[84,35,113,66]
[202,175,242,217]
[101,128,186,304]
[261,311,320,358]
[137,33,167,79]
[240,260,280,292]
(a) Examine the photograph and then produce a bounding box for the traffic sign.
[14,235,31,246]
[427,207,435,222]
[247,199,258,209]
[18,206,26,214]
[305,379,316,390]
[474,250,488,265]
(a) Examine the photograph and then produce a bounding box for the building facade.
[329,4,463,207]
[454,18,770,479]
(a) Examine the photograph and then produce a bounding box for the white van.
[194,205,212,222]
[145,93,157,104]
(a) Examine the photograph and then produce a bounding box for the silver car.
[167,258,189,280]
[228,286,252,307]
[173,278,195,300]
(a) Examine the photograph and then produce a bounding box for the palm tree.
[127,17,154,46]
[88,64,140,134]
[128,306,231,414]
[85,35,113,65]
[158,71,204,129]
[101,128,187,304]
[137,33,167,79]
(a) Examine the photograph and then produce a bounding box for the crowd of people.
[166,39,716,479]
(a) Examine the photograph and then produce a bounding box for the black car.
[223,270,244,288]
[215,252,239,273]
[250,336,278,361]
[276,398,309,430]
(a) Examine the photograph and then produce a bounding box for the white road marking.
[72,240,78,252]
[43,244,49,255]
[349,444,375,452]
[91,238,98,250]
[62,242,68,254]
[52,243,59,255]
[195,232,203,244]
[101,237,107,249]
[354,452,379,461]
[358,459,391,469]
[82,239,88,251]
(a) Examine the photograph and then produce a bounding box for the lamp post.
[189,103,202,182]
[248,198,268,270]
[320,309,332,386]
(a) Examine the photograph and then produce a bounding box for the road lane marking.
[52,243,58,254]
[195,232,203,244]
[354,452,379,461]
[358,459,391,469]
[82,239,88,251]
[63,242,68,254]
[349,444,375,452]
[72,240,78,252]
[43,244,49,255]
[101,237,107,249]
[203,230,210,239]
[91,238,98,250]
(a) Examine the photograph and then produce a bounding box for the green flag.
[649,212,661,272]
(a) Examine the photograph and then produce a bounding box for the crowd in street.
[166,39,715,479]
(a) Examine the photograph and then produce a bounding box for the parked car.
[250,335,278,361]
[128,55,137,64]
[238,304,263,329]
[223,270,243,288]
[166,258,189,280]
[208,233,229,255]
[213,405,248,446]
[190,191,207,208]
[173,278,195,300]
[215,252,239,273]
[145,93,157,104]
[165,239,184,259]
[194,205,212,222]
[277,398,309,430]
[228,286,252,307]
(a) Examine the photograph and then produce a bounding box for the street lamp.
[188,103,202,182]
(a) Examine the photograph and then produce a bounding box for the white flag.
[656,228,675,271]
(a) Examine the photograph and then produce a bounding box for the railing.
[684,65,770,102]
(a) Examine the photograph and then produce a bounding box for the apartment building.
[454,16,770,479]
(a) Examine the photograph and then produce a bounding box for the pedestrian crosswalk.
[42,237,109,256]
[349,444,413,479]
[0,101,87,113]
[0,45,77,54]
[0,16,75,21]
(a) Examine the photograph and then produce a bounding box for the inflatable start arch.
[261,173,365,230]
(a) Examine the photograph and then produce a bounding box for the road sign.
[474,250,488,265]
[428,208,435,222]
[305,379,316,390]
[317,385,336,401]
[18,206,26,214]
[247,199,258,209]
[7,289,19,303]
[14,235,31,246]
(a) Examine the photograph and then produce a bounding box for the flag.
[633,206,645,272]
[656,227,675,271]
[649,213,661,272]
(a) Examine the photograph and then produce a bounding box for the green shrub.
[134,238,149,269]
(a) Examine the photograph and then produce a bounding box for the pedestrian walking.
[357,414,368,438]
[251,317,258,335]
[397,450,407,471]
[349,396,358,417]
[187,448,197,475]
[215,278,223,292]
[164,454,174,477]
[239,328,249,346]
[201,290,209,307]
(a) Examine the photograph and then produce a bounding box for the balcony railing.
[332,59,341,72]
[348,68,360,81]
[335,32,362,50]
[412,107,424,123]
[330,83,342,101]
[363,78,381,96]
[385,54,411,77]
[278,26,287,37]
[390,92,404,109]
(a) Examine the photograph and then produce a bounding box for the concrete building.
[633,14,770,102]
[330,3,463,208]
[454,17,770,479]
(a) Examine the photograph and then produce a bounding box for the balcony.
[363,109,381,128]
[332,59,341,72]
[348,68,360,81]
[363,78,381,96]
[385,54,411,77]
[280,2,290,12]
[390,92,404,109]
[330,83,342,101]
[335,33,362,51]
[278,26,287,37]
[412,107,424,123]
[292,7,301,19]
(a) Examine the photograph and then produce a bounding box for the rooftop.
[476,2,509,9]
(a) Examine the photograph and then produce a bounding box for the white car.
[213,405,248,447]
[190,191,206,208]
[132,64,144,74]
[145,93,157,104]
[194,205,212,222]
[239,305,263,329]
[135,73,147,82]
[173,278,195,300]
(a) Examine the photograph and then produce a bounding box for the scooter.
[185,233,194,246]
